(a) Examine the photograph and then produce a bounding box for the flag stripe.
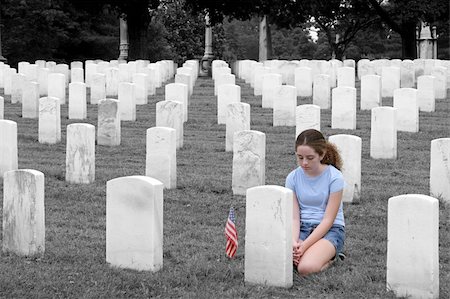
[225,207,238,258]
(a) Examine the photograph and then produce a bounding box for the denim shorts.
[299,222,345,255]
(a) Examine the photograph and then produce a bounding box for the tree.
[366,0,449,59]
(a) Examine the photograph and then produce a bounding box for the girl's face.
[296,145,325,176]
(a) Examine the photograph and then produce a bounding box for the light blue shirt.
[285,165,345,226]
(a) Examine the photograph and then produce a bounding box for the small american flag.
[225,207,238,258]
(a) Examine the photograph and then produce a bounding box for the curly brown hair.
[295,129,343,170]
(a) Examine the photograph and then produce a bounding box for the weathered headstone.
[106,67,119,97]
[328,134,361,203]
[393,88,418,132]
[430,138,450,203]
[97,99,120,146]
[360,75,381,110]
[370,107,397,159]
[146,127,176,189]
[0,120,18,177]
[218,84,241,125]
[273,85,296,127]
[11,73,26,104]
[313,74,331,109]
[245,185,293,288]
[156,100,184,149]
[174,73,192,97]
[65,123,95,184]
[38,97,61,144]
[232,130,265,195]
[68,82,87,119]
[226,102,250,152]
[165,83,188,122]
[295,104,320,138]
[387,194,439,299]
[331,86,356,130]
[3,67,16,96]
[106,176,163,271]
[214,73,235,96]
[2,169,45,256]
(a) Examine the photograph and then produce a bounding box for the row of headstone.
[1,168,441,296]
[234,58,450,92]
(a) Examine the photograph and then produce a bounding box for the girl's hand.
[292,240,303,266]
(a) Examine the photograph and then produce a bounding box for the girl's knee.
[297,261,322,276]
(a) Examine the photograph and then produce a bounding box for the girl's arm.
[298,190,343,255]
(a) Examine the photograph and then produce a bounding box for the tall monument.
[416,21,438,59]
[0,7,7,63]
[199,13,214,77]
[259,15,272,62]
[118,15,129,62]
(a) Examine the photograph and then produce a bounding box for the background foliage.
[0,0,449,67]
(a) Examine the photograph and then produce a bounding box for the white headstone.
[393,88,418,132]
[417,75,435,112]
[295,104,320,138]
[71,68,84,83]
[38,67,49,97]
[245,185,293,288]
[68,82,87,119]
[400,60,415,88]
[0,96,3,119]
[65,123,95,184]
[370,107,397,159]
[430,66,447,99]
[214,73,235,96]
[85,63,98,87]
[313,74,331,109]
[294,67,313,97]
[262,73,282,108]
[232,130,265,195]
[3,68,16,96]
[331,86,356,130]
[22,81,39,118]
[360,75,381,110]
[132,73,149,105]
[48,73,66,104]
[174,73,192,97]
[165,83,188,122]
[226,102,251,152]
[381,67,400,98]
[328,135,361,203]
[146,127,176,189]
[156,100,184,149]
[98,99,121,146]
[38,97,61,144]
[11,73,26,104]
[2,169,45,256]
[106,176,163,271]
[273,85,296,127]
[337,67,355,88]
[430,138,450,203]
[90,73,106,105]
[118,63,131,83]
[0,120,18,178]
[106,67,119,97]
[218,84,240,125]
[387,194,439,299]
[118,82,136,121]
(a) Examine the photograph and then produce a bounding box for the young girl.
[285,129,345,276]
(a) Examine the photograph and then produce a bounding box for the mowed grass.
[0,75,449,298]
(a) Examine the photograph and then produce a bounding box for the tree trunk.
[400,20,417,59]
[125,5,150,60]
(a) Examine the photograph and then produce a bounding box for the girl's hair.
[295,129,343,170]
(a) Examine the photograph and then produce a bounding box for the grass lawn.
[0,74,449,298]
